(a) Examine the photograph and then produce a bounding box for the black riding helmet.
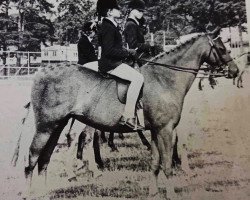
[82,21,97,33]
[128,0,145,11]
[97,0,120,17]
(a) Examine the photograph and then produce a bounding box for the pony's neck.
[142,35,205,95]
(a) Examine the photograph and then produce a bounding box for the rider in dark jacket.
[97,0,144,130]
[98,18,129,73]
[77,21,97,65]
[124,0,151,55]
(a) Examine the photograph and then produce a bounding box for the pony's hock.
[21,28,238,197]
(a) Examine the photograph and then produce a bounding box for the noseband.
[206,35,233,77]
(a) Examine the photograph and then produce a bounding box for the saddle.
[82,61,143,104]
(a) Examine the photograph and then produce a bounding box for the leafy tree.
[0,0,55,52]
[55,0,94,44]
[145,0,246,33]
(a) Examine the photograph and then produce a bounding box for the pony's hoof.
[118,133,125,140]
[110,147,119,152]
[149,192,169,200]
[76,153,83,160]
[148,192,160,200]
[68,176,77,182]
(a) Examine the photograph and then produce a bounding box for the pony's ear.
[210,26,221,38]
[206,23,221,38]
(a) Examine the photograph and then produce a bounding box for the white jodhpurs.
[108,63,144,118]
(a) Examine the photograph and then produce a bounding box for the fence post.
[150,32,154,46]
[163,30,166,50]
[7,51,10,79]
[28,51,30,76]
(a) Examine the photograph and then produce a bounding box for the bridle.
[138,34,233,78]
[206,35,233,78]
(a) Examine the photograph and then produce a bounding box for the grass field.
[0,72,250,200]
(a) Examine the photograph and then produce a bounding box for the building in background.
[41,43,78,63]
[221,26,249,57]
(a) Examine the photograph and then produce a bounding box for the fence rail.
[0,51,41,79]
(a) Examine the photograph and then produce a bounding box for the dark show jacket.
[124,18,150,54]
[77,34,97,65]
[98,18,129,73]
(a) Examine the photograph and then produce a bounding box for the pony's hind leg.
[37,119,68,175]
[25,120,67,181]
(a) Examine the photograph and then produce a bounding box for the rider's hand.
[150,45,156,56]
[127,49,137,56]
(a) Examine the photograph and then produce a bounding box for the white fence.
[0,51,41,79]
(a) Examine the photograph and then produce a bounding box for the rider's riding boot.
[119,116,144,131]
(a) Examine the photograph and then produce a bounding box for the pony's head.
[203,27,238,78]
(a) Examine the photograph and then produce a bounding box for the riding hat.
[82,21,96,33]
[128,0,146,10]
[97,0,120,17]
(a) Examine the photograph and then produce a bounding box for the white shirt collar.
[83,33,92,42]
[105,17,118,27]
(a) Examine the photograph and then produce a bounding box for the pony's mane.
[148,32,206,63]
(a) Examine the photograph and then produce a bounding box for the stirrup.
[119,116,144,131]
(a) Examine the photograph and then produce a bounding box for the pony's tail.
[11,102,31,167]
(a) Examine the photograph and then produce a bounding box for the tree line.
[0,0,246,53]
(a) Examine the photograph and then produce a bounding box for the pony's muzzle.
[225,62,239,79]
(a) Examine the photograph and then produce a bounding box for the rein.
[138,34,238,78]
[138,58,225,77]
[233,52,248,60]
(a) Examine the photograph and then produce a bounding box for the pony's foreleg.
[239,71,244,88]
[158,127,173,177]
[176,128,195,177]
[108,132,118,152]
[149,132,161,199]
[65,118,75,147]
[93,130,104,169]
[137,130,151,151]
[158,125,176,199]
[118,133,125,140]
[100,131,107,143]
[198,78,204,91]
[76,131,86,160]
[172,129,181,170]
[237,76,240,88]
